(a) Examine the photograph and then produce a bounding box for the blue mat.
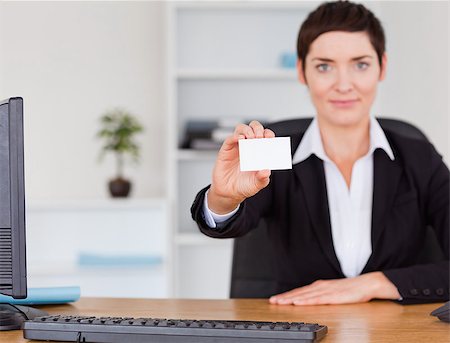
[0,286,80,305]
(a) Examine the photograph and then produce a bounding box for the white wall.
[374,0,449,162]
[0,1,448,202]
[0,1,165,200]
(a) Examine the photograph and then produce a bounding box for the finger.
[292,283,362,306]
[255,170,271,189]
[293,290,349,305]
[269,282,321,303]
[233,132,246,144]
[286,290,327,305]
[273,289,323,305]
[272,286,331,305]
[248,120,265,138]
[256,169,271,180]
[293,295,329,306]
[263,128,275,138]
[220,135,239,152]
[269,289,302,303]
[270,291,304,304]
[234,124,255,139]
[270,296,295,305]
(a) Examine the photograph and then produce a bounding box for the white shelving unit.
[177,69,298,80]
[166,1,316,299]
[25,198,169,298]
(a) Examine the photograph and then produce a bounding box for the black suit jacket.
[191,127,449,304]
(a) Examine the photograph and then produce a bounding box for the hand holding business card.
[238,137,292,172]
[207,122,287,214]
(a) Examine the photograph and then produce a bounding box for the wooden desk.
[4,298,449,342]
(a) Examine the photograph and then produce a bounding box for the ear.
[379,53,387,81]
[297,59,307,85]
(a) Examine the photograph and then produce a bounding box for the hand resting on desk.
[269,272,401,305]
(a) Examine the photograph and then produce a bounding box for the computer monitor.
[0,97,46,330]
[0,97,27,300]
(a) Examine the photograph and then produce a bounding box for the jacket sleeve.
[383,145,449,304]
[191,181,274,239]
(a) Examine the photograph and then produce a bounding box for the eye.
[356,62,369,70]
[316,63,332,72]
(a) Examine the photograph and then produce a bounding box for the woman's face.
[298,31,387,128]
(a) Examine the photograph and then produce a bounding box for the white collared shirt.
[203,116,394,278]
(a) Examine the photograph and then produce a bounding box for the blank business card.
[238,137,292,171]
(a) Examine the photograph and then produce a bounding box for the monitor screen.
[0,97,27,299]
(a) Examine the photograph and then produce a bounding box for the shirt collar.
[292,116,395,165]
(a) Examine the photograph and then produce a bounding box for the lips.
[329,99,359,108]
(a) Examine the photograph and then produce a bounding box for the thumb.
[255,169,271,188]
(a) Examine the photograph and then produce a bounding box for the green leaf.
[96,108,144,172]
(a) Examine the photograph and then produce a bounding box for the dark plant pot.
[108,178,131,198]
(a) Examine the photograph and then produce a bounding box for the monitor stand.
[0,303,48,330]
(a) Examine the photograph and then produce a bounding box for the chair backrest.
[229,117,445,298]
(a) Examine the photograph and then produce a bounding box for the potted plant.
[97,108,143,197]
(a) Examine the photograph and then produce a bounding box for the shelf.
[26,197,168,211]
[177,149,218,161]
[174,233,233,246]
[174,1,315,11]
[28,262,167,276]
[176,69,298,80]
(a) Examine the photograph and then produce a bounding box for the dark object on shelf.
[109,177,131,197]
[430,301,450,323]
[181,120,219,149]
[189,138,223,150]
[23,314,328,342]
[181,119,268,150]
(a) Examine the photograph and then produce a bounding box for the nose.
[335,68,353,93]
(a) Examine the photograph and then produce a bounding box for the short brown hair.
[297,1,385,72]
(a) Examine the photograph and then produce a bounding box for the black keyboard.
[23,314,328,342]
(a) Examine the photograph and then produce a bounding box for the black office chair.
[229,117,446,298]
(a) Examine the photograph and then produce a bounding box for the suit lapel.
[363,148,402,272]
[295,155,344,276]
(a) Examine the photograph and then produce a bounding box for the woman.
[191,0,449,305]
